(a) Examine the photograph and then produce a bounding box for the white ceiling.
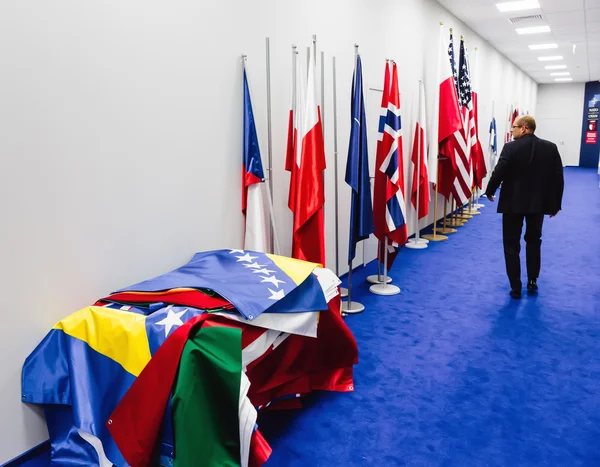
[436,0,600,84]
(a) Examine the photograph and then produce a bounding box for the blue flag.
[115,249,327,320]
[489,117,497,155]
[345,56,373,263]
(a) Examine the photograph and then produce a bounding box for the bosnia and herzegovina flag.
[116,249,327,320]
[21,249,333,466]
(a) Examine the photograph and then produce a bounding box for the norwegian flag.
[372,61,408,270]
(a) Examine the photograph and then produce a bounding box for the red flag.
[411,81,429,219]
[373,62,408,269]
[287,49,326,265]
[433,28,464,201]
[471,90,487,189]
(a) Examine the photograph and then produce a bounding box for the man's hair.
[517,115,536,132]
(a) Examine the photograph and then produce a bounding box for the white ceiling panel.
[435,0,599,82]
[544,10,586,26]
[586,8,600,22]
[540,0,584,13]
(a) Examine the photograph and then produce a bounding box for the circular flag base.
[405,238,429,249]
[464,210,481,216]
[369,283,401,295]
[366,274,392,284]
[340,287,348,298]
[341,301,365,314]
[421,233,448,242]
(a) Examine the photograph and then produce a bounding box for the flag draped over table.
[345,55,373,263]
[411,80,429,220]
[373,61,408,268]
[434,27,464,203]
[459,39,487,190]
[285,48,326,266]
[22,250,359,467]
[242,68,269,252]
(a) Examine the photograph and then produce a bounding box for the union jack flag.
[372,61,408,269]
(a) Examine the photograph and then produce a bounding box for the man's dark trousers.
[502,213,544,290]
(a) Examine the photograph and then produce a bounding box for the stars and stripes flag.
[410,80,429,220]
[373,61,408,269]
[489,116,498,171]
[285,48,326,266]
[459,39,487,190]
[433,27,465,204]
[242,67,270,252]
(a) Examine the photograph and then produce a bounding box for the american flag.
[448,35,473,205]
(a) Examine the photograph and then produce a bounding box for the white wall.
[0,0,537,461]
[536,83,585,166]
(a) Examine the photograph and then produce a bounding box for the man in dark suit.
[485,115,564,298]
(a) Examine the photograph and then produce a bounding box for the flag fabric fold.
[411,80,430,220]
[243,68,270,253]
[345,55,374,263]
[372,61,408,269]
[432,27,464,204]
[466,45,487,190]
[287,49,326,265]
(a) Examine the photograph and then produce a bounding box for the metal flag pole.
[243,54,281,255]
[367,59,392,284]
[332,55,348,298]
[264,38,278,254]
[422,159,449,241]
[370,237,400,295]
[406,79,429,249]
[342,43,365,315]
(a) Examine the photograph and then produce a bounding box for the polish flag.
[411,80,429,219]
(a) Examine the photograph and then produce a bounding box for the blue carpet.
[260,167,600,466]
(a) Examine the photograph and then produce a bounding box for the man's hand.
[550,211,559,218]
[487,194,495,202]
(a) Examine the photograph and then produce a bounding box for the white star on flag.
[268,289,285,300]
[243,262,265,269]
[156,308,187,337]
[229,249,245,255]
[236,253,258,263]
[252,267,276,275]
[260,275,286,287]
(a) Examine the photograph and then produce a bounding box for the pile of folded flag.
[21,249,358,467]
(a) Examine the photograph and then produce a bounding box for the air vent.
[509,14,543,23]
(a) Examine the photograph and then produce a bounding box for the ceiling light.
[516,25,551,34]
[550,72,570,76]
[555,78,573,82]
[528,43,558,50]
[538,56,563,61]
[545,65,567,70]
[496,0,540,12]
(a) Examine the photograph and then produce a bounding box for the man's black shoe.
[527,279,538,293]
[510,289,522,299]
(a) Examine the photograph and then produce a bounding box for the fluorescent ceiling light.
[545,65,567,70]
[550,72,570,76]
[496,0,540,12]
[555,78,573,82]
[528,43,558,50]
[538,56,563,61]
[516,26,551,34]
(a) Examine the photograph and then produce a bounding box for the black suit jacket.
[485,134,564,214]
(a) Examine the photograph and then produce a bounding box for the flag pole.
[422,159,448,241]
[332,55,348,298]
[264,38,275,254]
[342,43,366,315]
[370,237,400,295]
[406,79,428,249]
[367,239,390,283]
